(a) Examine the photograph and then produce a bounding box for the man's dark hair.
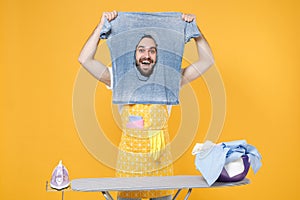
[136,35,158,48]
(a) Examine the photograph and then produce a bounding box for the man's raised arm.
[78,11,118,86]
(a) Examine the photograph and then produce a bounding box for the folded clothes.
[193,140,262,186]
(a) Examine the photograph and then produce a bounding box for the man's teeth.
[142,61,150,64]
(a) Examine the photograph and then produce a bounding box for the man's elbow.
[208,58,215,68]
[196,59,214,74]
[204,54,215,69]
[78,56,86,65]
[204,60,214,72]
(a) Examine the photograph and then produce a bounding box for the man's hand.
[100,10,118,25]
[182,13,196,22]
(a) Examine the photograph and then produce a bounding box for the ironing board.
[70,175,249,200]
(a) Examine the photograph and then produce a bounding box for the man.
[78,11,214,200]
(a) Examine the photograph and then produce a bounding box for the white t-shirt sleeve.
[106,67,113,90]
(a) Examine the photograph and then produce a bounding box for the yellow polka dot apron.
[116,104,174,199]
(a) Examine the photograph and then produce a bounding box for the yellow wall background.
[1,0,299,199]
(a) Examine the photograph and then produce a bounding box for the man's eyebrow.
[137,45,157,49]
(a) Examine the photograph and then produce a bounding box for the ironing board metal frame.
[69,175,249,200]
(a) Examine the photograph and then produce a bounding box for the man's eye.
[150,50,156,54]
[138,49,145,53]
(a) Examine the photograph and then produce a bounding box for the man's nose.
[144,50,150,58]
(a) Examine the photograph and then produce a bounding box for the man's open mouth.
[140,58,153,65]
[142,60,151,64]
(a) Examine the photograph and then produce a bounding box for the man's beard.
[136,58,156,77]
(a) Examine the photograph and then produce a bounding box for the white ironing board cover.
[71,175,249,192]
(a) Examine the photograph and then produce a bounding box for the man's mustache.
[139,57,155,64]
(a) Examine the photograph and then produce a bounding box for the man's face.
[135,37,157,77]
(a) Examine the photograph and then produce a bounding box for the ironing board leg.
[183,188,192,200]
[101,191,114,200]
[172,189,182,200]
